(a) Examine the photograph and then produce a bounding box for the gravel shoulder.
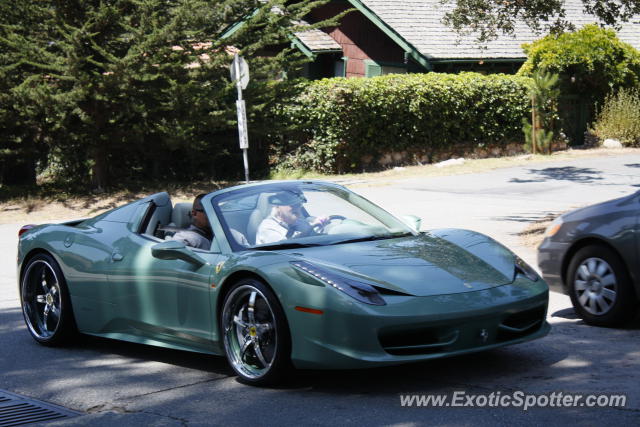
[1,147,638,225]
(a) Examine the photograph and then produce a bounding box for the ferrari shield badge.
[215,261,225,274]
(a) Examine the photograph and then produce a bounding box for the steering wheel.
[313,215,347,234]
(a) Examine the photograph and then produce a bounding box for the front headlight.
[514,256,539,282]
[291,261,386,306]
[544,216,563,238]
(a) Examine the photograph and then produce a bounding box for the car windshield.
[212,182,416,251]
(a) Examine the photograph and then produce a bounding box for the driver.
[255,191,328,245]
[169,194,212,250]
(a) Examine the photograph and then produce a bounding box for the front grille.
[497,306,546,342]
[379,304,547,356]
[379,327,459,356]
[0,390,80,426]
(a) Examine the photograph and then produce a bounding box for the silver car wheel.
[21,260,63,340]
[222,284,278,380]
[573,257,617,316]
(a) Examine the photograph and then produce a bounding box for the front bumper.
[537,238,571,294]
[285,277,550,369]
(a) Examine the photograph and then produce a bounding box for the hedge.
[268,72,533,173]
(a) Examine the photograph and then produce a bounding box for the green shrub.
[591,88,640,147]
[519,24,640,106]
[522,71,560,154]
[268,72,533,174]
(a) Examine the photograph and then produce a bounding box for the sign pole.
[242,142,249,184]
[234,57,249,184]
[231,54,250,184]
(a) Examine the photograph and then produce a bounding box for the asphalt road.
[1,153,639,426]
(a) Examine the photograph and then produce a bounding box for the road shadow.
[492,214,550,223]
[6,301,638,394]
[120,317,640,426]
[0,305,229,373]
[510,167,604,184]
[551,307,640,329]
[4,304,640,425]
[0,305,233,409]
[551,307,579,320]
[491,211,561,226]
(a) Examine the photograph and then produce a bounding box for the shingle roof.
[295,27,342,52]
[359,0,640,60]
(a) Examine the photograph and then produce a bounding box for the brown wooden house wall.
[310,2,407,77]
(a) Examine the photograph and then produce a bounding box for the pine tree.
[1,0,331,188]
[0,0,55,186]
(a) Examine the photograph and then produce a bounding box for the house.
[295,0,640,78]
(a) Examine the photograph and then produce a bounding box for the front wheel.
[221,279,291,385]
[20,253,77,345]
[567,245,637,327]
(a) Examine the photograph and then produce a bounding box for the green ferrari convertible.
[17,181,549,385]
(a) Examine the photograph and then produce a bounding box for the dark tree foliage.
[0,0,330,189]
[442,0,640,43]
[0,1,54,185]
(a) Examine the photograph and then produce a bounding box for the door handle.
[112,252,124,262]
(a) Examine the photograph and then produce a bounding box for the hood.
[562,191,639,222]
[289,230,516,297]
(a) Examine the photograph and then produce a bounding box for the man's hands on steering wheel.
[310,215,346,233]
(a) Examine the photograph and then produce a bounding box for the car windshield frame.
[211,181,417,252]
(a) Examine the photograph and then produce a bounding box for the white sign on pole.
[236,99,249,149]
[230,54,250,90]
[230,54,251,183]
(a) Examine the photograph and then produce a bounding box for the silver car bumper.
[537,238,571,294]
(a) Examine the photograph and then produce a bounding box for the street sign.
[230,54,250,90]
[236,99,249,149]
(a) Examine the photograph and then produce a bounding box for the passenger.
[256,191,328,245]
[170,194,212,250]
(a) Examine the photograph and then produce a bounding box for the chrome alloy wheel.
[21,260,63,340]
[222,285,278,380]
[573,257,617,316]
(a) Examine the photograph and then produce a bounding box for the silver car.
[538,190,639,326]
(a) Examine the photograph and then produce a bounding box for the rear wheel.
[221,279,291,385]
[20,253,77,345]
[567,245,637,326]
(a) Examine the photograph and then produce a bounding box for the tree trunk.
[531,96,537,154]
[91,145,108,189]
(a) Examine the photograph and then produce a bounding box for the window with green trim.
[380,65,406,75]
[366,62,382,77]
[334,59,345,77]
[365,60,406,77]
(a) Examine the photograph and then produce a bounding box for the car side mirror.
[151,240,207,267]
[401,215,422,232]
